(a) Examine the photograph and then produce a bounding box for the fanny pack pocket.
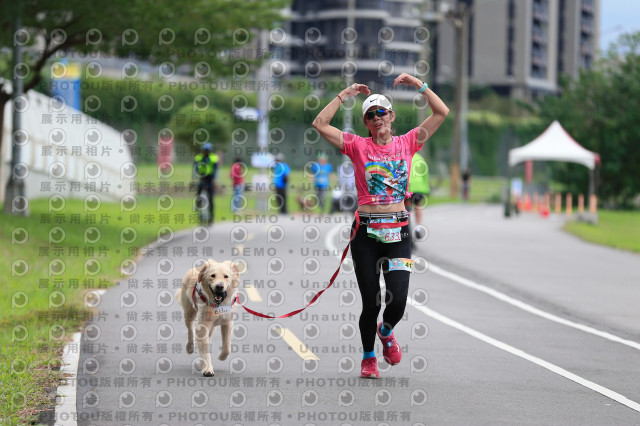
[365,218,408,243]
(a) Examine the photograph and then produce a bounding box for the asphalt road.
[69,204,640,425]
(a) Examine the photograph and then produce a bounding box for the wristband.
[417,82,428,93]
[336,94,344,103]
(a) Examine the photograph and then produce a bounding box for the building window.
[506,0,515,76]
[356,0,385,10]
[558,0,565,72]
[531,0,549,79]
[324,0,349,9]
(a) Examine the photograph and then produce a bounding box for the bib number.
[213,305,232,315]
[367,225,402,243]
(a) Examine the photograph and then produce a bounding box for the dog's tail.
[174,288,182,303]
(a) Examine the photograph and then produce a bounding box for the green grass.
[0,196,200,424]
[429,175,505,203]
[564,210,640,254]
[134,162,344,214]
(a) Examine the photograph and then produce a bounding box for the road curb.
[54,332,81,426]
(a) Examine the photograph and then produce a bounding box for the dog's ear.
[197,262,208,283]
[224,260,239,281]
[231,262,239,279]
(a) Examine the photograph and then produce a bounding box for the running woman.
[312,73,449,378]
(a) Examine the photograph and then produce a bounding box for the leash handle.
[236,212,360,319]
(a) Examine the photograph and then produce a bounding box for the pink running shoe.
[377,322,402,365]
[360,357,380,379]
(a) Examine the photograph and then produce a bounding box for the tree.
[535,31,640,208]
[167,103,233,155]
[0,0,289,190]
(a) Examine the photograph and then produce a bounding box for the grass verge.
[564,210,640,254]
[0,196,201,424]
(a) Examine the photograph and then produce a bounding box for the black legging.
[350,221,412,352]
[196,180,214,224]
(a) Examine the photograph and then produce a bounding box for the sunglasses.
[364,109,389,120]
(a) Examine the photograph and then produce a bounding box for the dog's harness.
[192,281,235,312]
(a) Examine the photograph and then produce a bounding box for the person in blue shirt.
[310,153,333,213]
[272,153,290,214]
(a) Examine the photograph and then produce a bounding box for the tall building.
[557,0,598,76]
[284,0,599,101]
[285,0,433,100]
[432,0,599,100]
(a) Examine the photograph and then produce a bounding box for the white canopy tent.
[505,120,600,218]
[508,120,600,170]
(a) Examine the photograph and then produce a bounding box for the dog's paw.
[203,369,215,377]
[186,342,194,354]
[218,351,229,361]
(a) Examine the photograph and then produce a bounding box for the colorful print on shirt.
[364,158,408,204]
[340,128,422,206]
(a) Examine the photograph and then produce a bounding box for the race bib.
[213,305,232,315]
[388,258,413,272]
[366,218,403,243]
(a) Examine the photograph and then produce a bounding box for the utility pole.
[254,29,270,212]
[257,30,269,155]
[417,1,433,161]
[3,0,28,215]
[448,0,471,199]
[343,0,356,132]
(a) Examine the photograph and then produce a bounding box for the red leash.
[235,212,361,319]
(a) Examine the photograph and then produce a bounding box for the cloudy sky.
[600,0,640,50]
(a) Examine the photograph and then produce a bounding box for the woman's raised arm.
[312,83,371,150]
[393,73,449,145]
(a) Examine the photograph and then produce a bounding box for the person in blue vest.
[193,142,219,225]
[272,153,290,214]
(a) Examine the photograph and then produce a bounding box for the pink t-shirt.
[230,162,244,185]
[341,128,423,206]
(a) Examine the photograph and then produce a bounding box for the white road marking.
[324,217,347,253]
[410,300,640,413]
[428,263,640,351]
[325,221,640,351]
[325,220,640,411]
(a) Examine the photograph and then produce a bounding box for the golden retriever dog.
[175,260,240,376]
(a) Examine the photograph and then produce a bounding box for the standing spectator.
[310,153,333,214]
[272,153,290,214]
[462,167,471,202]
[331,156,357,213]
[230,157,245,214]
[193,142,218,225]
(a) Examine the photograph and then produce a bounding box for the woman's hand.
[393,73,422,90]
[340,83,370,99]
[313,83,370,151]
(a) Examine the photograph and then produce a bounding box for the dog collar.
[192,282,235,311]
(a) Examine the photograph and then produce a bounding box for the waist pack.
[363,215,409,243]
